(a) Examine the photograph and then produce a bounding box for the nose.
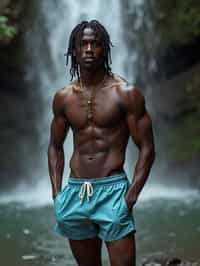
[86,42,92,52]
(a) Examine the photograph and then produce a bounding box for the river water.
[1,185,200,266]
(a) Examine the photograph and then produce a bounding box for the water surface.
[1,186,200,266]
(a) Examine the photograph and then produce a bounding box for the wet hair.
[65,20,113,80]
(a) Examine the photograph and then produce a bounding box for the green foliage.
[0,15,17,40]
[156,0,200,44]
[166,113,200,161]
[159,67,200,162]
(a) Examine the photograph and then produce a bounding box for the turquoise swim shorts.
[53,172,136,241]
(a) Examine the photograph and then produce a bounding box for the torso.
[61,74,132,178]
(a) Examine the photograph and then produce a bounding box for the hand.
[125,192,137,212]
[52,191,60,201]
[52,194,57,201]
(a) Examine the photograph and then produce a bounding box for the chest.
[64,88,125,129]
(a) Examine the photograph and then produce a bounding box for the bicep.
[127,112,154,150]
[50,91,69,147]
[50,116,69,147]
[124,87,154,150]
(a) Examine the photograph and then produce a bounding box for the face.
[74,27,105,70]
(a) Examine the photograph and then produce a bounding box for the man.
[48,20,155,266]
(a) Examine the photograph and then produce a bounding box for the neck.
[79,67,106,88]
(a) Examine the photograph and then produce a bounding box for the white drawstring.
[79,182,93,204]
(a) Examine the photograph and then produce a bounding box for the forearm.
[127,147,155,205]
[48,143,65,199]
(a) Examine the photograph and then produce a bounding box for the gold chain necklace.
[79,74,107,121]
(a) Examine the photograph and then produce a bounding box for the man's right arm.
[47,90,69,200]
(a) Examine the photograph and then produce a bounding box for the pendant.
[88,113,92,119]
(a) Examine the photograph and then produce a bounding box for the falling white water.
[2,0,195,207]
[37,0,129,160]
[42,0,130,178]
[14,0,133,206]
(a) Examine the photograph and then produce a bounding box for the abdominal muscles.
[69,123,129,178]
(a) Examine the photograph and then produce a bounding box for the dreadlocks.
[65,20,113,81]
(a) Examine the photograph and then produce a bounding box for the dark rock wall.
[121,0,200,184]
[0,1,41,188]
[152,2,200,172]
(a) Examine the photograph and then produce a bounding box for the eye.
[92,40,101,48]
[81,40,87,47]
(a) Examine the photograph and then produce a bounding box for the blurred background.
[0,0,200,265]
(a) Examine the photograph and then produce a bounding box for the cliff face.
[155,63,200,186]
[0,0,26,88]
[152,1,200,179]
[0,0,41,188]
[121,0,200,185]
[121,0,200,182]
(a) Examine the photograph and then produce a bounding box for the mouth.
[84,57,95,62]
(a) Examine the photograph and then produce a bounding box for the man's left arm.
[125,86,155,210]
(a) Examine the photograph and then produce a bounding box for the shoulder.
[124,85,145,110]
[112,74,145,118]
[53,80,80,102]
[52,82,77,115]
[125,86,145,119]
[108,73,129,90]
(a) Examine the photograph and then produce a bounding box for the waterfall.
[1,0,198,207]
[5,0,135,206]
[35,0,129,154]
[37,0,131,182]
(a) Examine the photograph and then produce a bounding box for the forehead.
[81,27,101,40]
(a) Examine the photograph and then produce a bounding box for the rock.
[166,258,181,266]
[154,62,200,179]
[0,0,10,13]
[0,0,25,19]
[142,257,200,266]
[155,63,200,120]
[0,0,40,189]
[0,0,26,45]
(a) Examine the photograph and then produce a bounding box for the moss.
[164,112,200,161]
[0,15,17,41]
[155,0,200,45]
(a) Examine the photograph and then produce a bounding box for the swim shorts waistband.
[68,172,127,186]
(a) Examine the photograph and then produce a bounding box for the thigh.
[69,237,102,266]
[106,232,136,266]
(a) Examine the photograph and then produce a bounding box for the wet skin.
[48,27,155,266]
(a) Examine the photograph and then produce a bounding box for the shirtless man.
[48,20,155,266]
